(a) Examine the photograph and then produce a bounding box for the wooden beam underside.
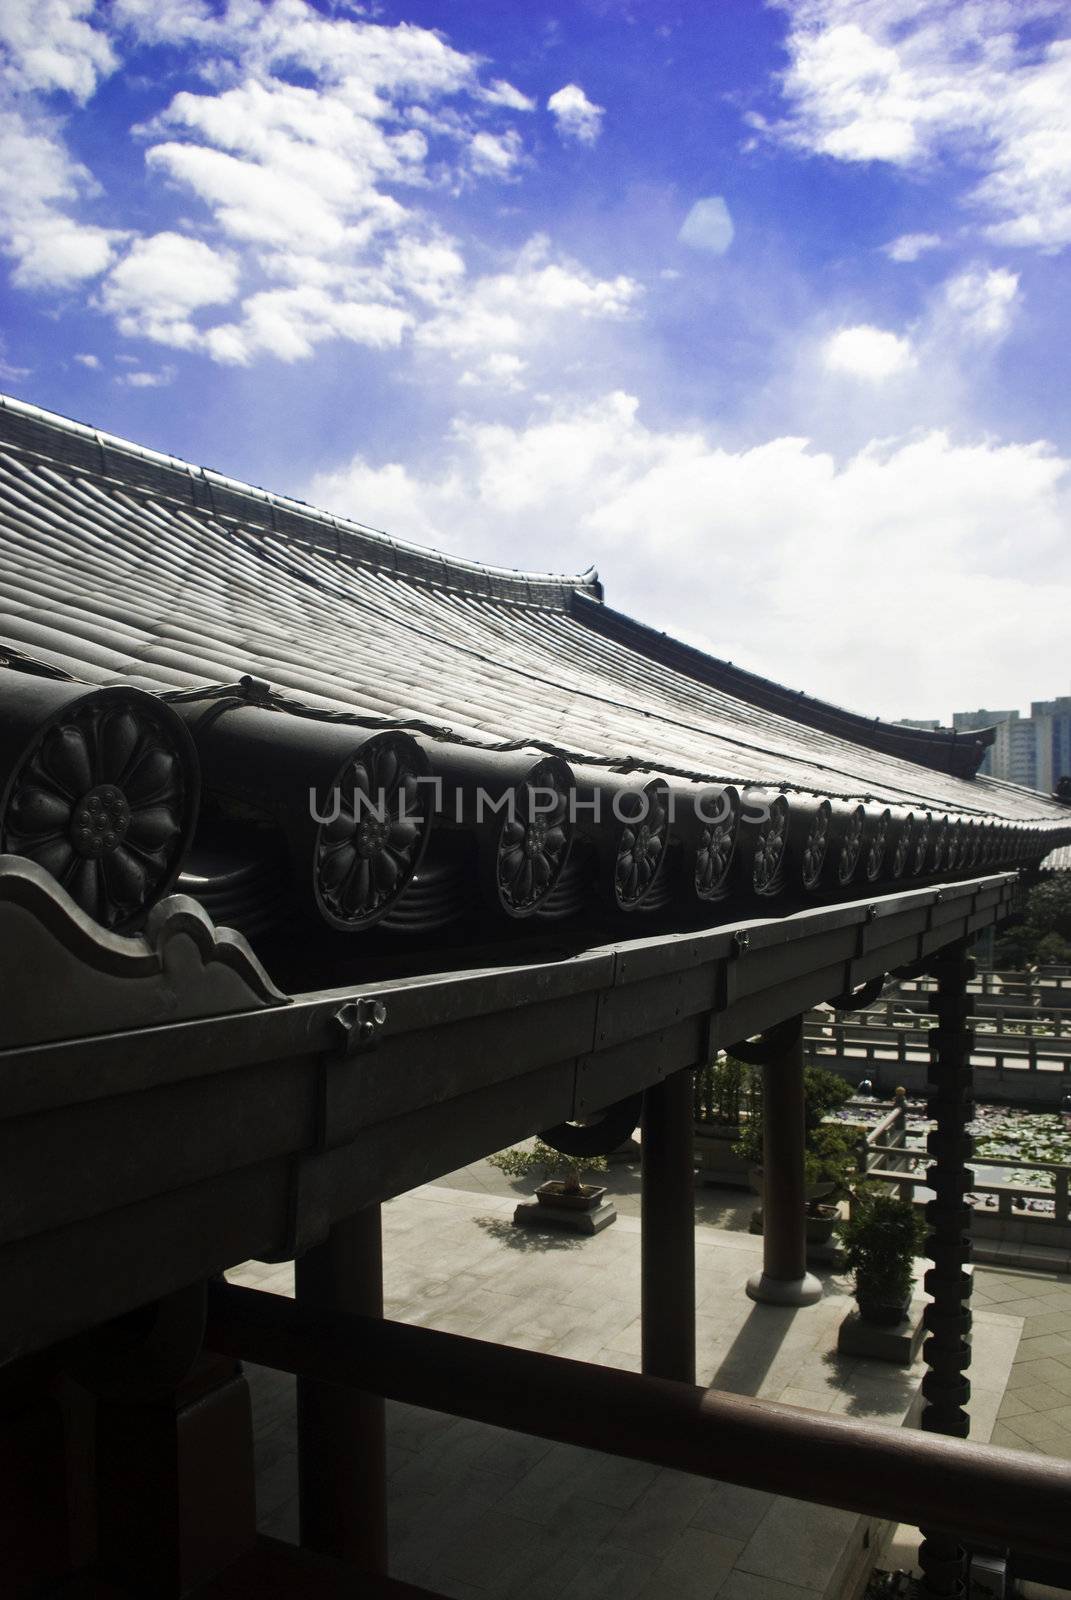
[0,874,1015,1364]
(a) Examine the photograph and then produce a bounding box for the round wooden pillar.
[746,1017,822,1307]
[296,1206,387,1574]
[641,1068,697,1383]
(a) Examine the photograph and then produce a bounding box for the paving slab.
[230,1174,1026,1600]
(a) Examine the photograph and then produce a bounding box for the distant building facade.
[895,697,1071,793]
[992,712,1037,789]
[1033,696,1071,795]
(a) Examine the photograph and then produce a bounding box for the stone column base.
[746,1269,823,1306]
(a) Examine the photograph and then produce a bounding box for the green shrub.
[841,1185,926,1310]
[996,876,1071,968]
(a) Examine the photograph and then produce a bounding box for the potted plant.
[693,1054,756,1186]
[840,1184,927,1325]
[803,1122,858,1245]
[488,1140,613,1230]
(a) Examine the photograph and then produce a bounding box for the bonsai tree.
[804,1122,857,1202]
[488,1139,608,1196]
[734,1064,855,1192]
[840,1184,927,1323]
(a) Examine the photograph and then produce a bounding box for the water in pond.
[831,1099,1071,1215]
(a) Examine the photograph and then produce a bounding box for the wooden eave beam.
[0,873,1017,1365]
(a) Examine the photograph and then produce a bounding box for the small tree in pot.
[840,1184,927,1325]
[489,1139,609,1209]
[735,1066,855,1196]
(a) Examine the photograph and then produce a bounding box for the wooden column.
[746,1016,822,1307]
[641,1068,696,1383]
[919,945,975,1599]
[0,1355,89,1594]
[90,1285,256,1597]
[296,1206,387,1573]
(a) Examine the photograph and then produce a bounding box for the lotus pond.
[832,1099,1071,1214]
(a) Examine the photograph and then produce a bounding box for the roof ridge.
[0,392,602,609]
[570,591,994,782]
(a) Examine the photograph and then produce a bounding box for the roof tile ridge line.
[18,426,583,611]
[161,494,557,614]
[570,591,992,774]
[0,392,600,603]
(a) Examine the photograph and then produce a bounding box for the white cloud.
[118,8,588,362]
[678,196,735,256]
[458,351,527,390]
[547,83,605,145]
[883,231,942,263]
[772,1,1071,251]
[416,235,640,360]
[469,128,523,177]
[0,108,123,288]
[382,236,465,307]
[119,364,175,387]
[940,265,1020,341]
[0,3,122,289]
[100,231,240,347]
[823,323,915,379]
[0,0,115,103]
[142,74,429,250]
[73,351,99,367]
[306,391,1071,719]
[203,286,409,365]
[1,1,576,366]
[109,0,221,47]
[480,79,535,112]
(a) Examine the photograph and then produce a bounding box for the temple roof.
[0,393,1067,950]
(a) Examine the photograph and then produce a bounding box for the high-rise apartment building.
[898,697,1070,793]
[991,712,1038,789]
[1033,696,1071,794]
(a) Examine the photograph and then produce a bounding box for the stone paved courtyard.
[227,1157,1055,1600]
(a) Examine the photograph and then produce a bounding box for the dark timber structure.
[1,394,1070,1598]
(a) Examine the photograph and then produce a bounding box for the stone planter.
[513,1180,617,1236]
[693,1123,750,1187]
[838,1299,925,1364]
[535,1180,606,1211]
[856,1295,911,1328]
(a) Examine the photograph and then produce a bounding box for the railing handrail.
[807,1015,1070,1041]
[867,1167,1057,1201]
[805,1018,1071,1072]
[207,1281,1071,1565]
[894,966,1071,985]
[807,1005,1066,1027]
[867,1142,1069,1175]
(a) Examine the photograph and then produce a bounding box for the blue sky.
[1,0,1069,721]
